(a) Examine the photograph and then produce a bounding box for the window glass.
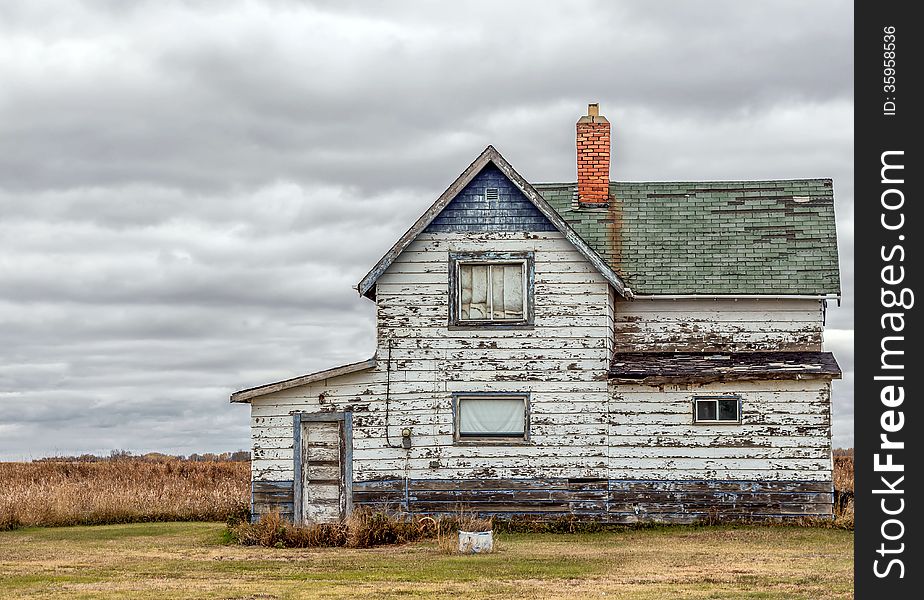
[460,264,489,319]
[459,262,524,321]
[695,396,740,423]
[695,399,717,421]
[718,399,739,421]
[458,397,525,437]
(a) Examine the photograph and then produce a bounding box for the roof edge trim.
[230,357,376,403]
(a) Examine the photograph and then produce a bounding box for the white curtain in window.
[499,265,523,319]
[460,263,523,320]
[459,397,525,435]
[460,265,489,319]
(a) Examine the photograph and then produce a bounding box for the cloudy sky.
[0,0,853,459]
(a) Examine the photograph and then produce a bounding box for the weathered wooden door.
[294,412,353,524]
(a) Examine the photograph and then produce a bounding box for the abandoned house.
[230,104,841,524]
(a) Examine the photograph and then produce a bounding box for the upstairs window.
[449,252,534,327]
[460,262,524,320]
[693,395,741,424]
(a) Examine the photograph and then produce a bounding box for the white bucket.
[458,530,493,554]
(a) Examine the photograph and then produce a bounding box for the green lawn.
[0,522,852,599]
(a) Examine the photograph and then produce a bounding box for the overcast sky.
[0,0,854,459]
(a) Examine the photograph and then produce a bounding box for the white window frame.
[452,393,530,444]
[693,395,742,424]
[455,260,528,323]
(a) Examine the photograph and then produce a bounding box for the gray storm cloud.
[0,0,854,458]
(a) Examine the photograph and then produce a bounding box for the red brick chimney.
[576,103,611,205]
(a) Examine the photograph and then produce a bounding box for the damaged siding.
[605,379,834,520]
[613,298,825,352]
[608,379,832,480]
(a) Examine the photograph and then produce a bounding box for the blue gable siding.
[424,164,556,232]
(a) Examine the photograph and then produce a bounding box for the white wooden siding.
[251,231,612,483]
[609,379,833,481]
[249,231,832,487]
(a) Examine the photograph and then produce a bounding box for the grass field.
[0,522,853,599]
[0,459,248,529]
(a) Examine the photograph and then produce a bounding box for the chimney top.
[578,102,609,124]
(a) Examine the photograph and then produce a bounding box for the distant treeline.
[33,449,251,463]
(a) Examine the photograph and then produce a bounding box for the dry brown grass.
[0,458,249,529]
[833,449,854,493]
[832,449,854,528]
[231,507,494,550]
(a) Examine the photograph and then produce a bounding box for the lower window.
[454,394,528,442]
[693,395,741,424]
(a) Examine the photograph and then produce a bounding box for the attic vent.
[792,196,811,203]
[485,188,499,201]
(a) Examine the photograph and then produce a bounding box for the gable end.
[356,145,629,299]
[424,164,556,233]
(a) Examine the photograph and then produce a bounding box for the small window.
[485,187,500,201]
[454,394,528,442]
[459,262,525,321]
[449,252,534,327]
[693,396,740,424]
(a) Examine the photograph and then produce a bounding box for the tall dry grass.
[0,458,249,530]
[832,449,854,528]
[833,449,853,494]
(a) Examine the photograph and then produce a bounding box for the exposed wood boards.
[252,462,831,482]
[356,146,627,299]
[251,481,294,522]
[614,334,824,353]
[612,298,824,352]
[610,352,841,383]
[254,442,829,468]
[231,358,376,403]
[347,477,833,522]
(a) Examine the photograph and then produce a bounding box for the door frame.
[292,411,353,524]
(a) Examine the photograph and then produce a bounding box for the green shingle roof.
[535,180,840,296]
